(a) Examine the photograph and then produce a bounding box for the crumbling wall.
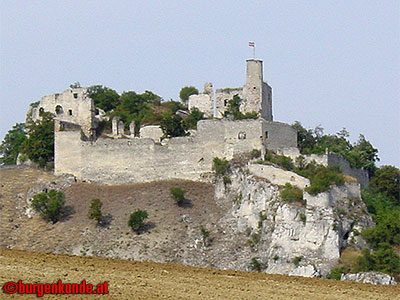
[55,119,275,184]
[32,88,94,137]
[215,88,243,118]
[261,120,297,151]
[327,153,369,187]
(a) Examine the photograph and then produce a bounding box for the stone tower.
[241,59,273,121]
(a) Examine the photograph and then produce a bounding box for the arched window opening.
[55,105,64,115]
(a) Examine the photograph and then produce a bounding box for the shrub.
[200,225,210,246]
[222,175,232,185]
[250,149,261,159]
[299,213,307,224]
[88,199,103,224]
[184,107,204,129]
[128,210,148,234]
[305,167,345,195]
[273,255,279,261]
[248,232,261,248]
[249,257,263,272]
[263,150,294,171]
[280,183,304,205]
[293,256,303,267]
[31,190,65,223]
[328,266,349,280]
[160,112,188,138]
[170,187,186,206]
[212,157,230,177]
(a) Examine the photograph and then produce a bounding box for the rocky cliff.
[2,165,374,279]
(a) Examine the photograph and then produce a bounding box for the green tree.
[0,123,27,165]
[224,95,258,120]
[291,121,317,154]
[31,190,65,223]
[345,134,379,177]
[361,207,400,247]
[128,210,148,234]
[179,86,198,103]
[22,112,54,167]
[369,165,400,205]
[354,244,400,276]
[87,85,120,112]
[160,112,188,138]
[88,199,103,224]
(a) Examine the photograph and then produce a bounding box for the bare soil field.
[1,248,399,300]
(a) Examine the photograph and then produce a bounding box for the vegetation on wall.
[224,95,258,120]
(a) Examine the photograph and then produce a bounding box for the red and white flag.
[249,41,255,47]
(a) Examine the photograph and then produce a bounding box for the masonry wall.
[215,88,243,118]
[327,153,369,187]
[32,88,94,136]
[261,120,297,151]
[188,94,213,117]
[55,119,272,184]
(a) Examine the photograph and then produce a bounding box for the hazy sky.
[1,1,399,166]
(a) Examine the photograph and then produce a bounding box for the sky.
[1,1,399,166]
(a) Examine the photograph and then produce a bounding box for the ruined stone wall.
[327,153,369,187]
[54,131,83,178]
[188,94,213,117]
[32,88,94,136]
[139,125,163,142]
[55,119,274,184]
[215,88,243,118]
[261,120,297,151]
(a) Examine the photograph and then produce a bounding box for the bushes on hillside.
[88,199,103,225]
[31,190,65,223]
[128,210,148,234]
[170,187,186,206]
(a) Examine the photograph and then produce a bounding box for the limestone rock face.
[341,272,397,285]
[214,168,373,277]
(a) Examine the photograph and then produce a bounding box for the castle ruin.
[29,59,368,186]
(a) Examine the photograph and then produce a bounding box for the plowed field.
[1,248,399,299]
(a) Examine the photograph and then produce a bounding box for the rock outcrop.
[212,167,373,277]
[341,272,397,285]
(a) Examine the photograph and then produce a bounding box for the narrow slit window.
[265,131,269,139]
[73,93,78,99]
[69,109,73,116]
